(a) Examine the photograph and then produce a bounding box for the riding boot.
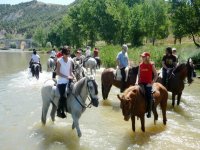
[57,97,66,118]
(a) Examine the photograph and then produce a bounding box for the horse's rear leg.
[160,98,167,125]
[177,93,182,105]
[131,115,135,132]
[152,104,158,125]
[172,93,176,107]
[140,115,145,132]
[72,114,82,137]
[50,103,57,122]
[41,100,50,125]
[102,83,112,100]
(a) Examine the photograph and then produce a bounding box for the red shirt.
[56,52,63,58]
[139,62,153,84]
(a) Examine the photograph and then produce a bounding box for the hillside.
[0,0,75,38]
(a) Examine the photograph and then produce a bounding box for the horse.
[31,63,40,79]
[84,57,97,76]
[117,83,168,132]
[73,63,86,81]
[41,76,99,137]
[47,57,56,72]
[94,57,101,69]
[157,63,193,106]
[101,66,139,100]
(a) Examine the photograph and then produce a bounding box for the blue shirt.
[117,51,128,69]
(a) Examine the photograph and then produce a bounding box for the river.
[0,49,200,150]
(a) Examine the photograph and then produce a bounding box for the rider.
[162,47,177,88]
[136,52,158,118]
[93,47,99,58]
[73,49,84,65]
[172,47,179,64]
[56,46,74,118]
[116,44,129,93]
[50,48,57,59]
[30,49,42,73]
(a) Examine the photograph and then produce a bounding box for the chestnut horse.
[157,63,193,106]
[117,83,168,132]
[101,66,138,100]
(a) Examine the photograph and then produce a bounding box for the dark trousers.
[143,84,152,114]
[120,67,126,92]
[57,84,67,112]
[162,68,167,87]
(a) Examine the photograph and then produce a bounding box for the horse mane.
[173,63,186,73]
[73,77,86,95]
[129,66,139,75]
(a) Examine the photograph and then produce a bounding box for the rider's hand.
[68,76,73,80]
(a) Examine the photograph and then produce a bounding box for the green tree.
[143,0,169,45]
[33,27,47,47]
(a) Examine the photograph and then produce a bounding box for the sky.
[0,0,75,5]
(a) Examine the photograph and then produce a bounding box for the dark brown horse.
[117,83,168,132]
[157,63,193,107]
[101,66,138,100]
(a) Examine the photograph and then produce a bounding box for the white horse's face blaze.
[87,79,99,107]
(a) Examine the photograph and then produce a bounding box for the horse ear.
[117,94,122,101]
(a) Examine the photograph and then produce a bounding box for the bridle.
[72,78,98,109]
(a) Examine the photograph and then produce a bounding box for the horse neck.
[79,79,88,103]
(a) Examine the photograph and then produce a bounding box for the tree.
[33,27,47,47]
[142,0,169,45]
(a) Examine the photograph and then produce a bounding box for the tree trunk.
[191,32,200,48]
[179,38,182,44]
[174,37,177,45]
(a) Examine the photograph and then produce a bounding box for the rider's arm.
[162,61,168,69]
[135,66,140,85]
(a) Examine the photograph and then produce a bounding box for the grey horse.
[84,57,97,76]
[41,76,99,137]
[47,57,56,72]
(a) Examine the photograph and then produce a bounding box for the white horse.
[47,58,56,72]
[73,61,86,81]
[84,57,97,76]
[41,76,99,137]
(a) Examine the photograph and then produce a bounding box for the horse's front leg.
[131,115,135,132]
[41,100,50,125]
[172,93,176,107]
[140,115,145,132]
[177,92,182,105]
[72,114,82,137]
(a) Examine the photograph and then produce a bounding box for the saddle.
[115,67,129,81]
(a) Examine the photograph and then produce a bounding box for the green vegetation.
[99,44,199,68]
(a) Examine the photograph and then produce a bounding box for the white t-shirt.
[31,54,40,63]
[57,57,72,84]
[85,49,91,57]
[50,50,56,58]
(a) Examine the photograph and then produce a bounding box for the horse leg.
[72,122,75,130]
[72,113,82,137]
[131,115,135,132]
[152,104,158,125]
[41,100,50,125]
[102,83,112,100]
[160,98,167,125]
[50,103,57,122]
[172,93,176,107]
[177,93,182,105]
[140,115,145,132]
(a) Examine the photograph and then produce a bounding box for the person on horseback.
[93,47,99,58]
[172,47,179,64]
[162,47,177,88]
[73,49,84,65]
[136,52,158,118]
[50,48,57,59]
[29,49,42,73]
[116,44,129,92]
[83,46,91,67]
[56,46,74,118]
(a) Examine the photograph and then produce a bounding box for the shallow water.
[0,50,200,150]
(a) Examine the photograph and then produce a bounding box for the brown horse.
[157,63,193,107]
[117,83,168,132]
[101,66,138,100]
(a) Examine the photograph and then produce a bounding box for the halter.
[72,78,98,109]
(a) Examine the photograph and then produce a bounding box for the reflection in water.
[0,51,200,150]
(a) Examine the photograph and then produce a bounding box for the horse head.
[117,86,138,121]
[86,76,99,107]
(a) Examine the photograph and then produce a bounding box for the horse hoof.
[78,133,82,137]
